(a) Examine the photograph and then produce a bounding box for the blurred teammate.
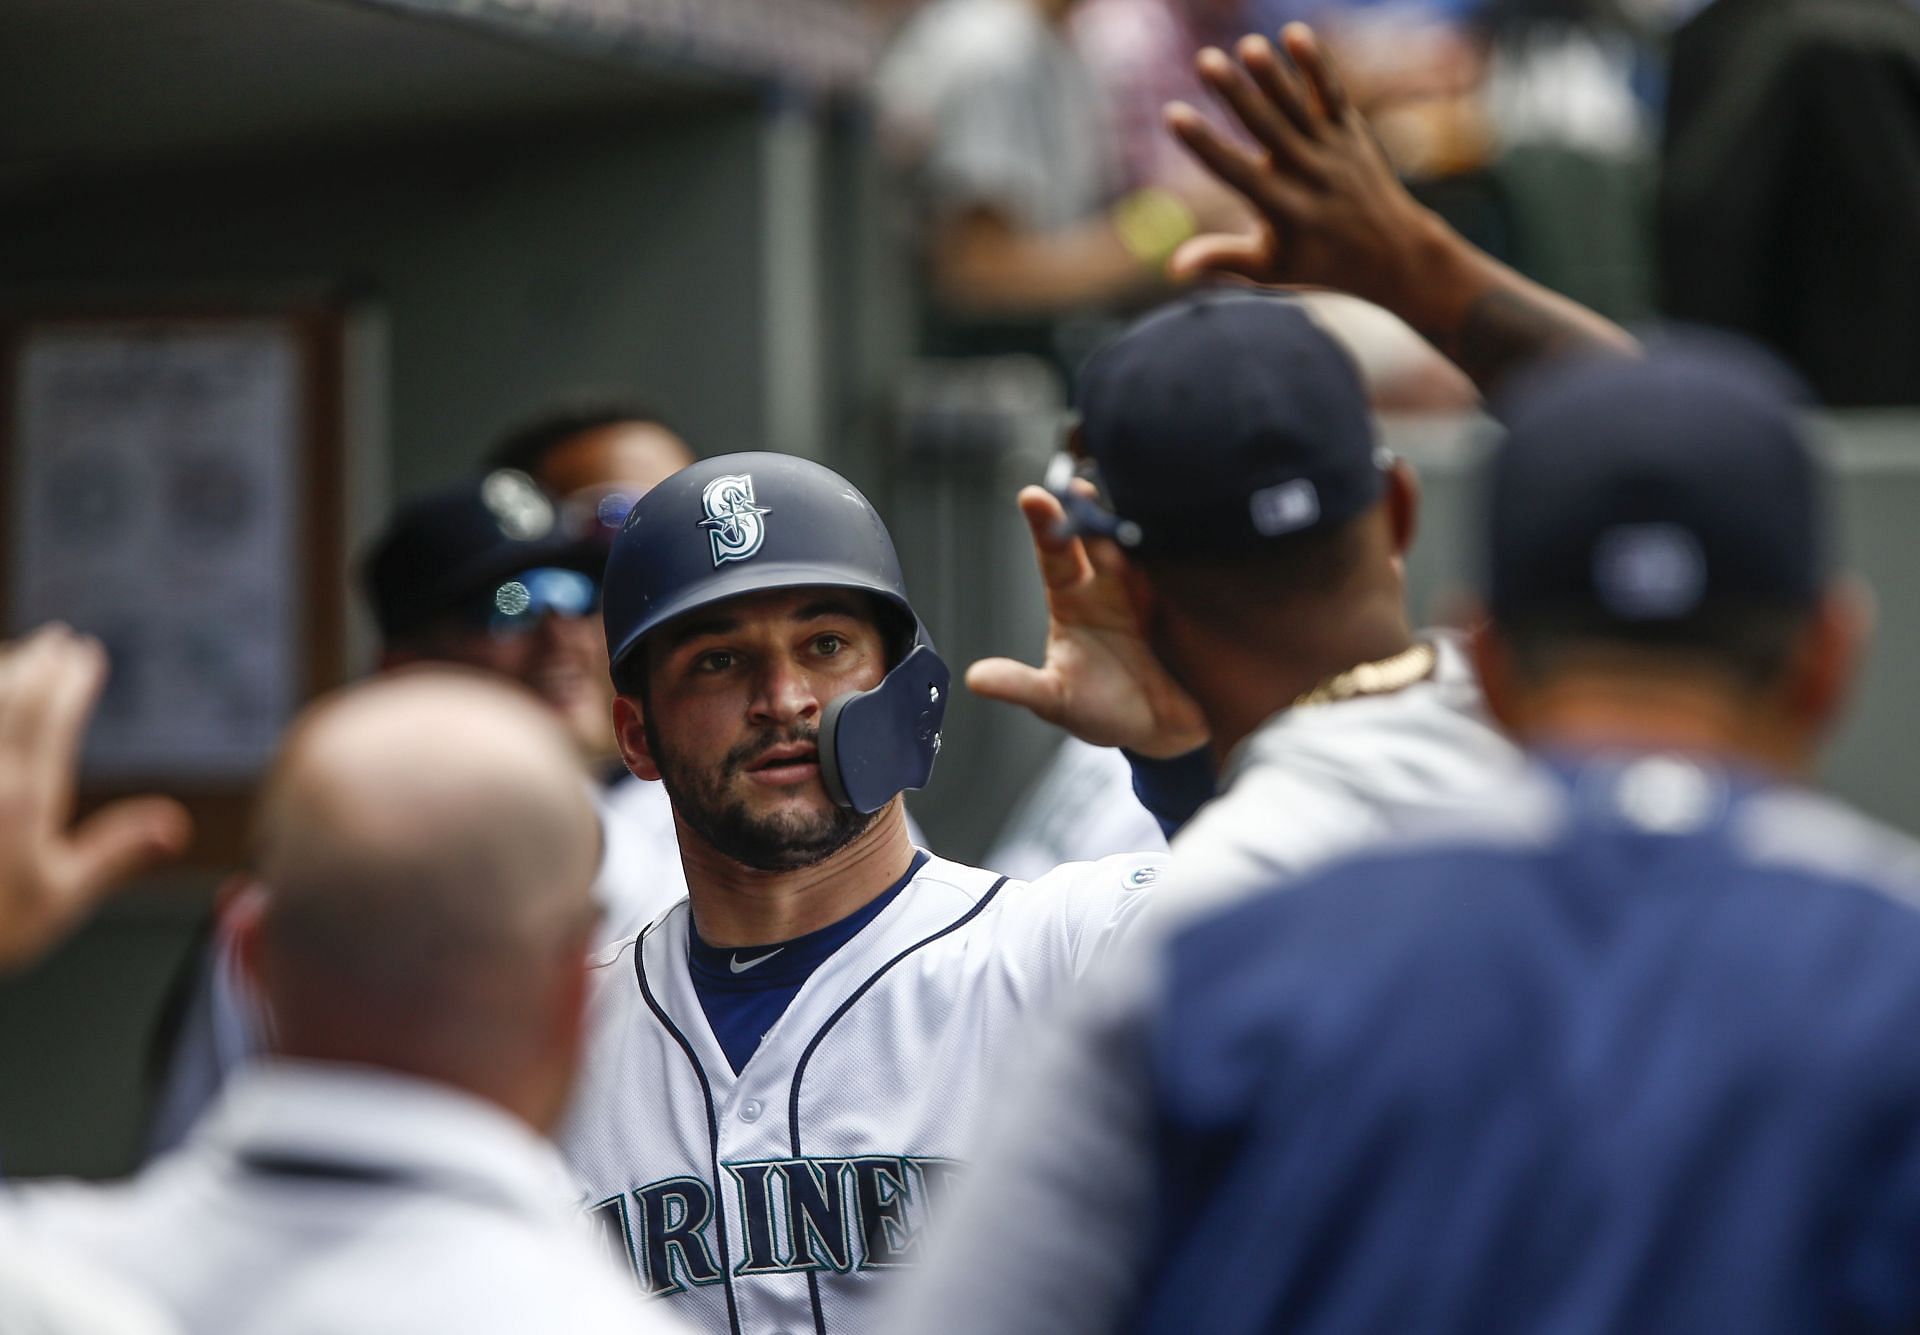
[365,470,617,783]
[984,736,1166,880]
[5,670,687,1334]
[904,339,1920,1335]
[140,472,675,1160]
[556,452,1165,1332]
[146,470,683,1155]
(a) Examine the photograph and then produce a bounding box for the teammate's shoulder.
[1177,763,1566,935]
[1734,783,1920,913]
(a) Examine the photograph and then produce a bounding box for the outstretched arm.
[0,626,191,974]
[1166,24,1635,401]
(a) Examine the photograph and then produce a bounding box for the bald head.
[246,669,601,1126]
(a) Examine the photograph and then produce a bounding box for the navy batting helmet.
[602,452,948,814]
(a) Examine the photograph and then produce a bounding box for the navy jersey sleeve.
[1127,746,1216,840]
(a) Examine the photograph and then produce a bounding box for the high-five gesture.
[1166,30,1429,301]
[965,487,1209,760]
[1166,24,1634,398]
[0,625,191,973]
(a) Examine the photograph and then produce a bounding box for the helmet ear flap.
[818,645,950,814]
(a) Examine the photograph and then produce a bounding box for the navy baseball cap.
[1065,292,1383,558]
[1484,335,1826,625]
[362,470,604,643]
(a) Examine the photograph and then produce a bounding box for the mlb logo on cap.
[1592,523,1708,620]
[1484,333,1826,626]
[1250,480,1322,538]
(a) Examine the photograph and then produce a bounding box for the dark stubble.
[645,716,877,872]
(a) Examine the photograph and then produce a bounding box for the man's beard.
[646,717,878,872]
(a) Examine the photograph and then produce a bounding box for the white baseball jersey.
[984,738,1168,881]
[0,1224,182,1335]
[1167,631,1521,920]
[7,1062,687,1335]
[557,850,1164,1335]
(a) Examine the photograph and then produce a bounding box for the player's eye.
[813,634,844,657]
[694,649,737,674]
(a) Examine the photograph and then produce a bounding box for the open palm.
[966,488,1208,758]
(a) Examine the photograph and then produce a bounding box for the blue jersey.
[1140,753,1920,1334]
[896,752,1920,1335]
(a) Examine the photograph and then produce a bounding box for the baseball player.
[901,339,1920,1335]
[4,670,689,1335]
[966,23,1634,915]
[556,451,1166,1334]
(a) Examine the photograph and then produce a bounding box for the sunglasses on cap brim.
[456,567,600,637]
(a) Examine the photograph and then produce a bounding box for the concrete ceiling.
[0,0,776,193]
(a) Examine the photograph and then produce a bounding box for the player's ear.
[1114,549,1158,631]
[222,877,271,997]
[1464,610,1524,738]
[1383,456,1420,563]
[613,692,663,783]
[1787,576,1875,742]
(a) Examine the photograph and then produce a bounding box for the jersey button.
[740,1099,764,1123]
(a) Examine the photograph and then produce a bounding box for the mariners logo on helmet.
[698,474,769,567]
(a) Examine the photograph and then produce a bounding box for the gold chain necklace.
[1291,640,1438,710]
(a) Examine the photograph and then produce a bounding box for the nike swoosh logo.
[729,949,783,974]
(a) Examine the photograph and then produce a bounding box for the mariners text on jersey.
[558,851,1163,1335]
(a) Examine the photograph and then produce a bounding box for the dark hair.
[1500,603,1814,692]
[484,399,676,478]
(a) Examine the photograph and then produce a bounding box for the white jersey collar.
[194,1060,581,1225]
[1220,629,1479,788]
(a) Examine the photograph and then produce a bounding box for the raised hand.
[1166,27,1438,304]
[965,487,1209,759]
[1166,23,1634,398]
[0,626,192,974]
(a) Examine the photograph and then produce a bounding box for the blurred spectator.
[1476,1,1648,155]
[875,0,1235,368]
[1659,0,1920,405]
[485,401,695,544]
[5,671,685,1334]
[1070,0,1254,199]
